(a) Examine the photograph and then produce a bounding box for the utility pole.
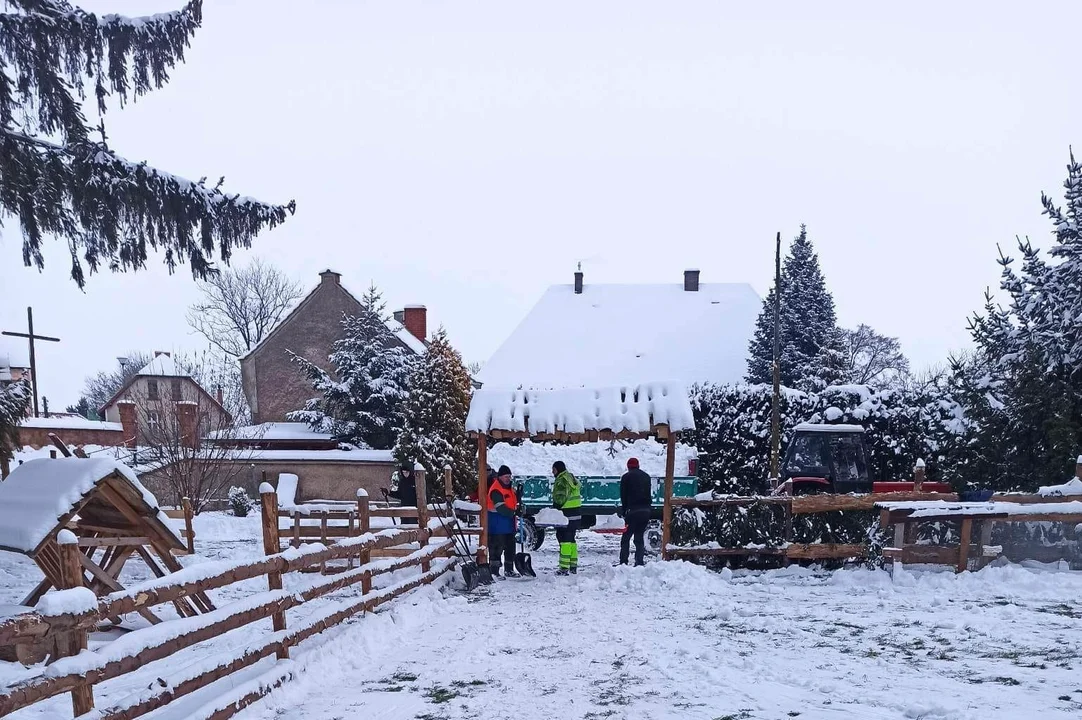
[2,307,60,418]
[769,232,782,489]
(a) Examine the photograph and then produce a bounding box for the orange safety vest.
[487,481,518,512]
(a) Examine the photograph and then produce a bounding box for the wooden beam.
[661,431,676,561]
[259,487,288,659]
[477,433,488,565]
[785,543,866,560]
[57,537,94,715]
[668,547,786,557]
[76,537,150,548]
[957,518,973,573]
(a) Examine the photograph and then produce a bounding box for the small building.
[200,421,398,501]
[478,269,761,389]
[239,270,428,424]
[0,339,31,389]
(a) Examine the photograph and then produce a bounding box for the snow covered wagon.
[466,382,697,561]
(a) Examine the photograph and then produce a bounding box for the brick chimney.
[319,269,341,286]
[402,306,427,343]
[117,401,137,449]
[684,269,700,292]
[176,402,199,449]
[574,268,584,294]
[215,385,224,406]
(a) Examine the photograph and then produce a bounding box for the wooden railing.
[0,504,456,719]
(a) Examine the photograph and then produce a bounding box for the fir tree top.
[746,225,841,389]
[0,0,294,286]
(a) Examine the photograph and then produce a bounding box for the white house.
[478,269,761,389]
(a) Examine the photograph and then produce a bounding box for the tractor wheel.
[646,520,662,554]
[519,515,545,551]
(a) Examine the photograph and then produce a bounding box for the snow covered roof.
[206,422,332,442]
[221,447,395,463]
[792,423,866,433]
[466,382,695,439]
[478,282,760,388]
[18,416,123,431]
[136,353,183,377]
[0,338,30,370]
[0,458,183,554]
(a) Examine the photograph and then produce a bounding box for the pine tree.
[289,285,415,449]
[0,1,293,287]
[746,225,844,390]
[394,328,474,497]
[65,397,97,420]
[1,379,32,470]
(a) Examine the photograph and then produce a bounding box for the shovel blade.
[514,552,536,577]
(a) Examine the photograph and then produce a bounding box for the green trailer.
[514,474,698,551]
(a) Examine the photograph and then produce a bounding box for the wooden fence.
[662,463,1082,565]
[0,487,457,720]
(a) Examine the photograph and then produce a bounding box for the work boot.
[505,569,521,578]
[569,566,578,575]
[555,568,570,576]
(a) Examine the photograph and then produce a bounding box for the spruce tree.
[289,285,415,450]
[1,379,31,470]
[394,328,474,498]
[746,226,843,390]
[0,1,293,287]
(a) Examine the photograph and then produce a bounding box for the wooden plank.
[957,518,973,573]
[671,496,791,508]
[661,432,676,561]
[181,498,195,554]
[77,537,151,548]
[668,547,786,557]
[786,543,867,560]
[416,468,430,572]
[134,547,199,619]
[882,545,962,565]
[79,553,162,625]
[794,491,957,514]
[357,492,372,594]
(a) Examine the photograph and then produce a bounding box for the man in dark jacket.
[388,462,418,526]
[619,458,652,566]
[487,465,520,578]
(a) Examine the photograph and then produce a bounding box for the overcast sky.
[2,0,1079,409]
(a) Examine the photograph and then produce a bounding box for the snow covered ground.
[237,535,1082,720]
[4,516,1082,719]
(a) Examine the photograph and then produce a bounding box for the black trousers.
[620,508,650,566]
[489,533,516,573]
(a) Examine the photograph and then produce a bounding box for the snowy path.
[238,533,1082,720]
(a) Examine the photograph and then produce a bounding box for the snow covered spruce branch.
[0,0,294,286]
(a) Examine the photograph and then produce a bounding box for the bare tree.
[842,324,911,387]
[124,358,256,513]
[187,259,303,357]
[80,351,153,414]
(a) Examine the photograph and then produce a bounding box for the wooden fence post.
[913,458,926,492]
[416,470,430,572]
[661,430,676,561]
[477,434,488,565]
[181,496,195,554]
[357,489,372,594]
[444,466,453,499]
[259,483,288,659]
[57,530,94,715]
[1076,455,1082,480]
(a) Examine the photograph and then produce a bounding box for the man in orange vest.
[487,465,520,578]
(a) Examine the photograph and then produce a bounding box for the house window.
[171,379,182,401]
[147,380,159,401]
[147,410,162,434]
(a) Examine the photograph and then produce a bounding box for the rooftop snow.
[136,354,183,377]
[478,282,760,388]
[0,458,181,554]
[466,382,695,436]
[19,417,123,431]
[792,423,866,433]
[222,448,395,463]
[206,422,333,442]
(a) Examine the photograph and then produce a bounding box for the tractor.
[781,423,873,495]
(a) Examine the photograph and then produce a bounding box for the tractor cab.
[782,423,872,495]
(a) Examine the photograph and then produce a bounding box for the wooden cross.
[2,307,60,418]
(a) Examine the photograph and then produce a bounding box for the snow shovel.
[435,498,492,589]
[513,485,536,577]
[380,488,398,526]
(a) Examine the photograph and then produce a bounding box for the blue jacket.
[487,480,517,535]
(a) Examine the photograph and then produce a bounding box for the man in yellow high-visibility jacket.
[551,461,582,575]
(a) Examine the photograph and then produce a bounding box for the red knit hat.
[627,458,640,470]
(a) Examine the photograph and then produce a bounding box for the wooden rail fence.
[0,488,457,720]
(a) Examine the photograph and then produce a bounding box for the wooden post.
[181,497,195,554]
[444,466,454,500]
[957,518,973,573]
[1076,455,1082,480]
[0,455,9,480]
[416,469,430,572]
[259,484,288,659]
[913,458,926,492]
[977,520,993,569]
[661,429,676,561]
[319,513,329,574]
[477,434,488,565]
[57,530,94,715]
[357,489,372,594]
